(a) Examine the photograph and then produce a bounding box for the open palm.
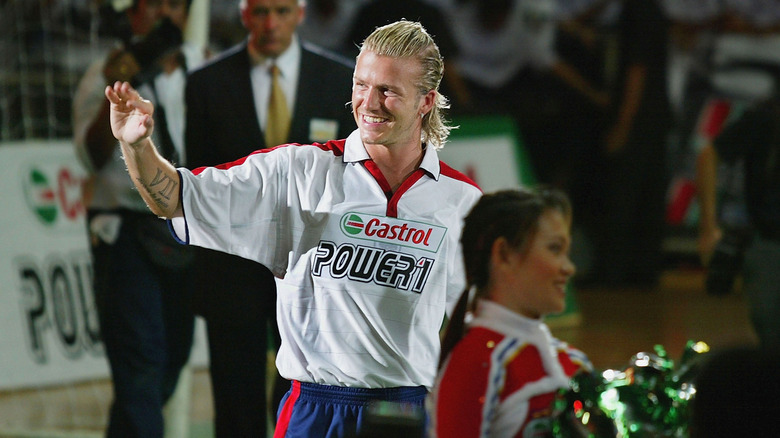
[105,81,155,146]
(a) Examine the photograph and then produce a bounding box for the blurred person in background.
[524,0,616,280]
[297,0,367,55]
[660,0,722,127]
[437,0,609,226]
[683,0,780,268]
[696,0,780,350]
[595,0,672,289]
[183,0,355,435]
[71,0,206,436]
[208,0,251,50]
[435,0,611,284]
[696,88,780,350]
[657,0,723,265]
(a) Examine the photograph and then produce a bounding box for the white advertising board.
[439,116,535,190]
[0,141,207,390]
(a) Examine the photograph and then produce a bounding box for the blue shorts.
[273,380,427,438]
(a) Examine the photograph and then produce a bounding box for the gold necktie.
[265,64,291,147]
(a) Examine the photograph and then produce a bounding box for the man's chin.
[255,41,284,57]
[358,129,381,143]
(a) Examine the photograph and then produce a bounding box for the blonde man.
[106,21,480,437]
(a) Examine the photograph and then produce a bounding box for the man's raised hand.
[105,81,155,147]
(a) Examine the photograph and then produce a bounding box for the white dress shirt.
[249,35,301,134]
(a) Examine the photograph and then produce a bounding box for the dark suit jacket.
[184,40,355,323]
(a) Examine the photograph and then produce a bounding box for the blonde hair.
[360,20,453,150]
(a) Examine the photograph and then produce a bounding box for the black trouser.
[90,210,195,438]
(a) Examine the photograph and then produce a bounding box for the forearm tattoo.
[139,168,177,210]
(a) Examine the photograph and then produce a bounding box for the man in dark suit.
[184,0,354,436]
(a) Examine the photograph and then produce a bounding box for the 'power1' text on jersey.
[171,130,481,389]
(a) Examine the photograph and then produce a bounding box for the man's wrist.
[122,137,153,153]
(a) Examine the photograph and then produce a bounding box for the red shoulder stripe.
[192,139,347,175]
[439,160,481,190]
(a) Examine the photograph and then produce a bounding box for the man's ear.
[419,89,436,117]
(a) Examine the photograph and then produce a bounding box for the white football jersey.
[172,130,481,388]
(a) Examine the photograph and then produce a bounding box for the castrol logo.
[339,212,446,253]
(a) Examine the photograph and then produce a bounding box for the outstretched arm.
[105,81,183,218]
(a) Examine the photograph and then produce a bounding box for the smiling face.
[351,50,435,150]
[501,209,575,319]
[241,0,304,57]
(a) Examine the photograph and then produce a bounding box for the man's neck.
[246,34,298,66]
[366,141,425,193]
[247,42,270,65]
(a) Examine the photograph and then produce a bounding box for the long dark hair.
[438,187,572,369]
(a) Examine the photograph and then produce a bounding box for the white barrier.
[0,141,207,391]
[439,116,534,189]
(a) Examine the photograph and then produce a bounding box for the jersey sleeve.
[172,148,289,275]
